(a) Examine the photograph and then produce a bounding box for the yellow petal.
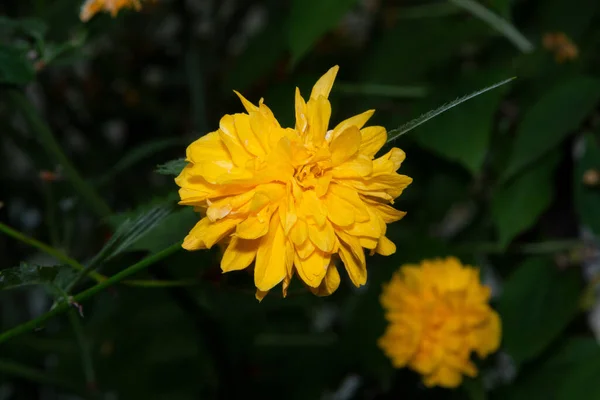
[221,236,259,272]
[359,126,387,158]
[185,131,232,165]
[375,235,396,256]
[206,190,255,221]
[325,192,355,227]
[337,233,367,287]
[328,184,369,221]
[329,126,361,166]
[310,65,339,100]
[360,237,378,250]
[295,87,308,134]
[278,194,298,234]
[330,109,375,142]
[372,147,406,175]
[363,200,407,223]
[346,207,383,239]
[233,90,259,113]
[295,237,316,259]
[310,263,341,296]
[234,113,266,158]
[236,205,276,239]
[315,172,332,197]
[294,250,330,287]
[255,289,268,302]
[290,218,308,246]
[331,154,373,178]
[183,216,242,250]
[301,190,327,226]
[307,220,336,252]
[219,114,253,167]
[306,96,331,145]
[254,215,287,291]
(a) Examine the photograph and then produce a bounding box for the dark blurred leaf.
[492,152,559,248]
[0,263,74,294]
[450,0,533,53]
[0,16,47,41]
[225,20,286,92]
[362,19,486,84]
[99,204,174,262]
[534,0,600,40]
[288,0,359,65]
[507,337,600,400]
[96,138,184,187]
[574,133,600,235]
[0,45,35,85]
[121,208,197,254]
[156,158,186,176]
[498,257,581,365]
[462,376,487,400]
[503,77,600,181]
[556,342,600,400]
[410,72,510,173]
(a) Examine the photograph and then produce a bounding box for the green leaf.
[96,138,184,187]
[498,257,581,365]
[462,376,487,400]
[224,20,286,92]
[288,0,359,65]
[503,77,600,181]
[508,338,600,400]
[387,77,515,144]
[557,346,600,400]
[156,158,186,176]
[450,0,533,53]
[0,45,35,85]
[0,263,74,294]
[100,204,174,261]
[410,71,508,174]
[491,151,559,248]
[0,16,47,41]
[574,133,600,236]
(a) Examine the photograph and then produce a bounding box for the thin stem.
[0,221,193,288]
[0,243,181,345]
[9,91,111,219]
[67,310,96,390]
[0,358,89,397]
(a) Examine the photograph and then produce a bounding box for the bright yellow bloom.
[379,257,501,388]
[176,66,412,300]
[80,0,142,21]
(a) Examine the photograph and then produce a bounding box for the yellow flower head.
[542,32,579,63]
[176,66,412,300]
[80,0,142,21]
[378,257,501,388]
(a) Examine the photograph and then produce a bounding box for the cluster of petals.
[80,0,142,21]
[378,257,501,388]
[176,66,412,300]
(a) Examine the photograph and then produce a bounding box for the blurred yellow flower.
[176,66,412,301]
[542,32,578,63]
[80,0,142,21]
[379,257,501,388]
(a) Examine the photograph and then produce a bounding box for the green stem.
[0,358,89,397]
[67,310,96,389]
[0,221,192,288]
[9,91,111,219]
[0,243,181,345]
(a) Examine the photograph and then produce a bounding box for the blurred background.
[1,0,600,399]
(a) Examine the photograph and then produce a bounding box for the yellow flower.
[378,257,501,388]
[176,66,412,300]
[542,32,578,63]
[80,0,142,21]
